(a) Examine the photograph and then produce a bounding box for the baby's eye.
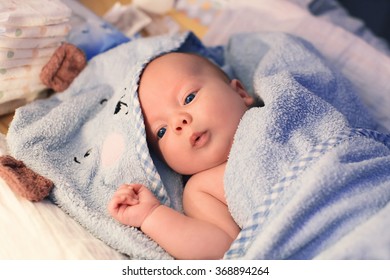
[184,92,196,105]
[157,127,166,139]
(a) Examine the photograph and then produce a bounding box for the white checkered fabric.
[130,84,170,206]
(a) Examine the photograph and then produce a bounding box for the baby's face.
[138,53,253,175]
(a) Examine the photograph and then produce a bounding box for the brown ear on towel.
[0,155,53,201]
[40,43,87,92]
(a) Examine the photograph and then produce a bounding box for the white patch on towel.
[101,132,125,168]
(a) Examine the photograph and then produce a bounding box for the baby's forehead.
[138,53,209,106]
[147,52,206,71]
[141,52,227,82]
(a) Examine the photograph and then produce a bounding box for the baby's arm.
[108,184,235,259]
[142,199,234,260]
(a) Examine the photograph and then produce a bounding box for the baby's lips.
[190,131,209,148]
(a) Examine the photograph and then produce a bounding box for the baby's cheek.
[101,132,125,168]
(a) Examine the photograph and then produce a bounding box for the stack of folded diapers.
[0,0,71,115]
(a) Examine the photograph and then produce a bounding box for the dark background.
[338,0,390,44]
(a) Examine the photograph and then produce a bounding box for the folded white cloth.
[0,0,71,108]
[0,56,51,68]
[0,0,71,26]
[0,65,42,81]
[0,36,65,49]
[1,75,42,90]
[1,83,46,103]
[0,46,58,60]
[0,22,71,38]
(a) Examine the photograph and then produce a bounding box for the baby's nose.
[173,112,192,133]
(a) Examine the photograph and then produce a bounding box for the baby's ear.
[0,155,53,201]
[230,79,255,107]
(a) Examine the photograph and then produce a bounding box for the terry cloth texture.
[7,31,225,259]
[222,33,390,259]
[8,31,390,259]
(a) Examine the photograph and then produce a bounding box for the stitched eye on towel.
[73,148,93,164]
[114,93,129,115]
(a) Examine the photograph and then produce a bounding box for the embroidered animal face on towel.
[7,32,226,259]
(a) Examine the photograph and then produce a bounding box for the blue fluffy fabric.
[7,32,224,259]
[223,33,390,259]
[7,31,390,260]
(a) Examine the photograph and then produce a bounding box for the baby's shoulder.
[183,163,226,201]
[183,173,205,196]
[186,162,225,187]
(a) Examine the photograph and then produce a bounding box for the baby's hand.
[108,184,160,228]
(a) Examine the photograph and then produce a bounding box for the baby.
[108,52,257,259]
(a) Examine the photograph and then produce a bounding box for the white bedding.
[0,176,126,259]
[0,134,125,260]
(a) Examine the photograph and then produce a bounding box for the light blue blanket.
[7,32,225,259]
[7,31,390,259]
[223,33,390,259]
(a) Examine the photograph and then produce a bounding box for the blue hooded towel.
[7,31,390,259]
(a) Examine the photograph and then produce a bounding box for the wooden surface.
[0,114,13,135]
[80,0,132,16]
[0,0,206,135]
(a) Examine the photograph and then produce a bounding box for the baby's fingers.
[108,190,138,212]
[121,192,140,205]
[114,191,139,206]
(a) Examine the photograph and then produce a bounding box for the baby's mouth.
[190,131,209,148]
